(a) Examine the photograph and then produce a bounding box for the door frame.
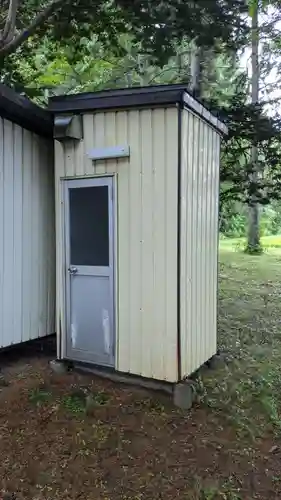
[61,175,116,366]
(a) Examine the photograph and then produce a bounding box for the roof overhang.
[49,84,228,136]
[0,84,53,138]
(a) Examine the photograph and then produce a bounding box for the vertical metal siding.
[55,107,179,382]
[0,118,55,348]
[180,109,221,377]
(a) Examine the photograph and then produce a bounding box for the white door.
[64,177,115,367]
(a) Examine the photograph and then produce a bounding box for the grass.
[200,238,281,439]
[29,386,52,405]
[220,234,281,252]
[29,385,111,414]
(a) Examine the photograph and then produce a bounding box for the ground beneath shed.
[0,356,279,500]
[2,244,281,500]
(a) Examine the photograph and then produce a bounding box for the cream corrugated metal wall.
[55,107,179,382]
[0,118,55,348]
[180,108,221,377]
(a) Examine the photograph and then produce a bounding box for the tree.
[5,0,281,244]
[0,0,64,57]
[3,34,192,102]
[210,1,281,250]
[0,0,248,60]
[247,0,261,252]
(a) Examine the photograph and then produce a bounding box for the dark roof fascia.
[182,92,228,136]
[49,85,188,114]
[49,84,228,136]
[0,84,53,138]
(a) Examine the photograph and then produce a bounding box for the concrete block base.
[75,362,173,395]
[49,359,69,375]
[173,381,196,410]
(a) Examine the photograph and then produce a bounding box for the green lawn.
[220,234,281,252]
[203,240,281,439]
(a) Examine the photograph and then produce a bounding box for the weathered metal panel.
[55,107,179,382]
[180,108,221,377]
[0,118,55,348]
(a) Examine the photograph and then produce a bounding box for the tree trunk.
[190,41,203,97]
[176,51,182,81]
[126,72,132,87]
[247,1,261,252]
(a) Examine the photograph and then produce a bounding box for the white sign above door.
[87,145,130,161]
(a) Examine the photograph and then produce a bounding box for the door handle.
[68,266,78,275]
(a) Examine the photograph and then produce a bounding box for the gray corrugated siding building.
[0,85,55,348]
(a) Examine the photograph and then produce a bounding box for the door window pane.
[69,185,109,266]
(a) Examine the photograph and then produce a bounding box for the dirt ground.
[0,355,280,500]
[2,245,281,500]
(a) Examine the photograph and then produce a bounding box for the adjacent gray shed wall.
[0,118,55,348]
[180,108,221,377]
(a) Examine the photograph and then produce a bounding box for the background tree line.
[1,0,281,251]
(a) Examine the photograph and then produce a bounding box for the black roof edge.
[182,92,228,135]
[0,84,53,138]
[48,84,228,136]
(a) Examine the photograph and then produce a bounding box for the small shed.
[49,84,227,384]
[0,85,55,348]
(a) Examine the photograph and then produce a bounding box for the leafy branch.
[0,0,65,57]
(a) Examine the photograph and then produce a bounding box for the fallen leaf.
[269,445,279,454]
